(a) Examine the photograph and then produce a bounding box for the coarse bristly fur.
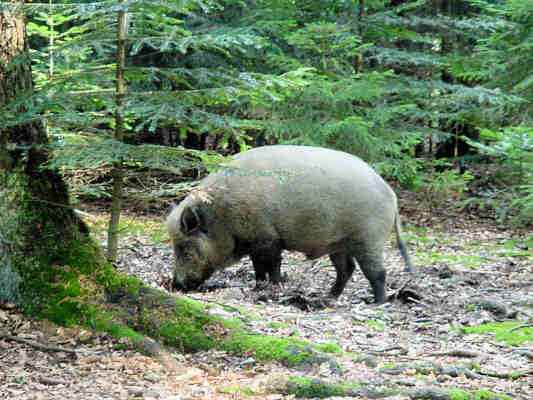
[167,145,414,303]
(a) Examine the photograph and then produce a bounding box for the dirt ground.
[1,198,532,399]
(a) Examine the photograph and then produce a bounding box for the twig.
[298,323,323,336]
[427,349,480,358]
[73,209,99,222]
[369,345,408,355]
[407,296,430,307]
[477,368,533,379]
[38,376,69,386]
[0,332,77,354]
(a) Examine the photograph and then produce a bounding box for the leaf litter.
[1,198,531,399]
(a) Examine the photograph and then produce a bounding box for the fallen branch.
[380,361,481,380]
[427,349,480,358]
[0,332,77,354]
[369,345,408,355]
[38,376,69,386]
[283,376,510,399]
[408,388,451,400]
[477,368,533,379]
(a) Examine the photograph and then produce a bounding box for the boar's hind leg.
[329,253,356,298]
[353,247,386,304]
[251,241,282,284]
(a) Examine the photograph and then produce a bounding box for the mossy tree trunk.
[0,5,88,310]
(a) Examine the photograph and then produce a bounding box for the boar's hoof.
[253,280,269,291]
[253,280,283,292]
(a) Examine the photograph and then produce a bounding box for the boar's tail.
[394,211,414,272]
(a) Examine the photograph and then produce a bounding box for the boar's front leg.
[251,240,282,285]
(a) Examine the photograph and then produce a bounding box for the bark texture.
[0,6,86,309]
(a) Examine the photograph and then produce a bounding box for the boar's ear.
[180,203,209,234]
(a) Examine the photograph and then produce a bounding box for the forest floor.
[1,192,532,400]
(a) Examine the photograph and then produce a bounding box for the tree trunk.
[355,0,365,73]
[1,5,87,310]
[106,1,127,262]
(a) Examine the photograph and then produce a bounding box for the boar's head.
[166,193,234,291]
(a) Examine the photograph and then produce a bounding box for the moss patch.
[285,377,360,398]
[315,342,342,354]
[282,379,511,400]
[268,321,290,330]
[417,251,487,269]
[449,388,512,400]
[462,321,533,346]
[86,306,145,344]
[222,332,328,366]
[133,294,336,366]
[218,386,256,396]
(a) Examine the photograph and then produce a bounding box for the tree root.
[104,283,333,367]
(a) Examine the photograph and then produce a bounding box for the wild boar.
[167,145,413,303]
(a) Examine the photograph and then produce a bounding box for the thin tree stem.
[107,1,127,262]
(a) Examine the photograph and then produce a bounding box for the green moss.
[285,377,360,398]
[19,238,108,324]
[87,307,144,343]
[315,342,342,354]
[268,321,290,329]
[222,333,327,366]
[137,292,328,365]
[417,251,486,269]
[462,321,533,346]
[138,297,211,351]
[159,319,215,352]
[496,238,533,259]
[99,263,142,298]
[175,296,209,315]
[218,386,256,396]
[52,239,104,275]
[365,319,386,332]
[449,388,512,400]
